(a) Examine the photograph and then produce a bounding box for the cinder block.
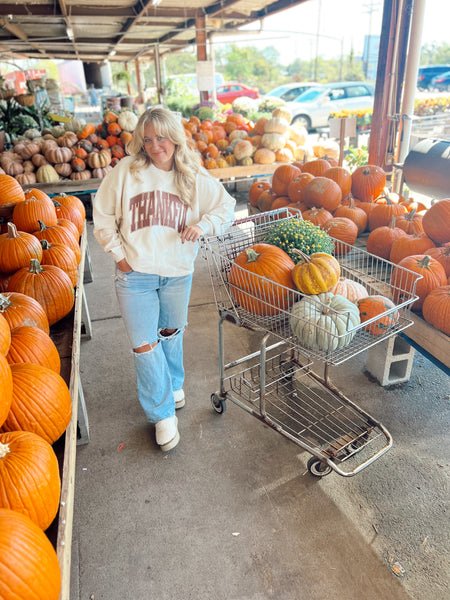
[236,178,252,192]
[366,335,415,386]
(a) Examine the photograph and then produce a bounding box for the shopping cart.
[200,208,421,477]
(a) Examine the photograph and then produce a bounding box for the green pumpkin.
[290,292,361,352]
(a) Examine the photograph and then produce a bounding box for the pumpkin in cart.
[0,508,61,600]
[6,325,60,373]
[228,243,295,316]
[290,292,361,352]
[1,362,72,444]
[329,277,369,303]
[356,295,399,336]
[7,258,75,326]
[0,430,61,530]
[291,251,341,295]
[422,285,450,336]
[351,164,386,202]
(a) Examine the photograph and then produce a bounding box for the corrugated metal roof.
[0,0,310,64]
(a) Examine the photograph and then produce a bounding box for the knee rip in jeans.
[158,327,183,341]
[133,341,158,354]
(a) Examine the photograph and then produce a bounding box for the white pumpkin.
[261,132,286,152]
[288,124,308,146]
[118,110,138,132]
[264,117,289,135]
[229,129,248,142]
[272,107,292,124]
[290,292,361,352]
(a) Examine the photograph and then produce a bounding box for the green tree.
[419,41,450,65]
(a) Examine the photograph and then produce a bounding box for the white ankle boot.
[155,416,179,451]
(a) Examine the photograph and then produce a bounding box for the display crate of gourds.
[181,105,339,170]
[0,108,139,185]
[246,159,450,337]
[0,174,89,598]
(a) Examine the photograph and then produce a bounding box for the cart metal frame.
[201,208,421,477]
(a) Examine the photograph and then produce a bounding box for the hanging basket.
[15,93,35,107]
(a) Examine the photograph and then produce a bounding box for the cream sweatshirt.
[92,156,236,276]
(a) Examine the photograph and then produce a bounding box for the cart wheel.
[307,456,332,478]
[211,393,226,414]
[280,360,295,381]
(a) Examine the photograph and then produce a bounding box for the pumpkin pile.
[0,108,138,185]
[182,106,318,170]
[249,160,450,337]
[0,175,86,596]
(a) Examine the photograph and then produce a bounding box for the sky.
[212,0,449,65]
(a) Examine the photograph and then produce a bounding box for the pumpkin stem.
[0,442,10,459]
[0,293,12,310]
[52,200,62,207]
[29,258,44,273]
[37,220,49,231]
[40,239,51,250]
[389,216,397,229]
[292,248,310,262]
[244,248,261,263]
[417,255,432,269]
[6,221,19,238]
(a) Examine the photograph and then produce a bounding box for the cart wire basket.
[200,208,422,477]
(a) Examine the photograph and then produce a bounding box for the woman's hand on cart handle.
[181,225,203,244]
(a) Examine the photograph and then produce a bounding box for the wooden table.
[43,226,91,600]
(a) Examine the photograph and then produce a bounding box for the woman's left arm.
[195,175,236,236]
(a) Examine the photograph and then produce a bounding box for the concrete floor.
[72,199,449,600]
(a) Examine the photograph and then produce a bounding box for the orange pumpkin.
[287,173,315,204]
[0,291,49,334]
[0,174,25,214]
[368,198,407,231]
[271,164,302,196]
[389,232,435,264]
[39,239,79,287]
[301,158,331,177]
[302,207,334,228]
[421,198,450,244]
[303,177,342,212]
[12,192,57,233]
[228,243,295,315]
[7,259,75,326]
[0,354,13,427]
[323,166,352,199]
[322,217,358,255]
[107,122,122,137]
[334,197,368,234]
[422,285,450,335]
[0,508,61,599]
[0,430,61,530]
[0,313,10,357]
[351,164,386,202]
[424,245,450,277]
[0,222,43,274]
[366,216,407,260]
[249,181,271,208]
[394,208,424,235]
[77,122,96,139]
[1,362,72,444]
[390,254,447,311]
[7,325,60,372]
[356,295,399,335]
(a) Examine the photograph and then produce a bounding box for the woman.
[93,107,236,451]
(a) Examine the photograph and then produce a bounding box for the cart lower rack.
[201,208,420,477]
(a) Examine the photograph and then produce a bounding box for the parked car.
[417,65,450,90]
[286,81,375,130]
[429,70,450,92]
[216,82,259,104]
[264,82,321,102]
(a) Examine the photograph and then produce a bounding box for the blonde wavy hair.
[127,106,203,207]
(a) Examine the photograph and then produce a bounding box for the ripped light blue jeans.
[114,267,193,423]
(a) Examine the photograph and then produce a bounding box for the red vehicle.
[216,82,259,104]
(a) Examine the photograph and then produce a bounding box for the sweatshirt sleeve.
[92,162,126,263]
[196,171,236,236]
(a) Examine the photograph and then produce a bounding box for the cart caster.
[280,360,295,381]
[211,393,226,414]
[307,456,333,478]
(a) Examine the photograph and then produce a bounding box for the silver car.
[264,82,321,102]
[287,81,375,130]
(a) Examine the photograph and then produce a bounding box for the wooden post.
[339,119,346,166]
[196,16,208,103]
